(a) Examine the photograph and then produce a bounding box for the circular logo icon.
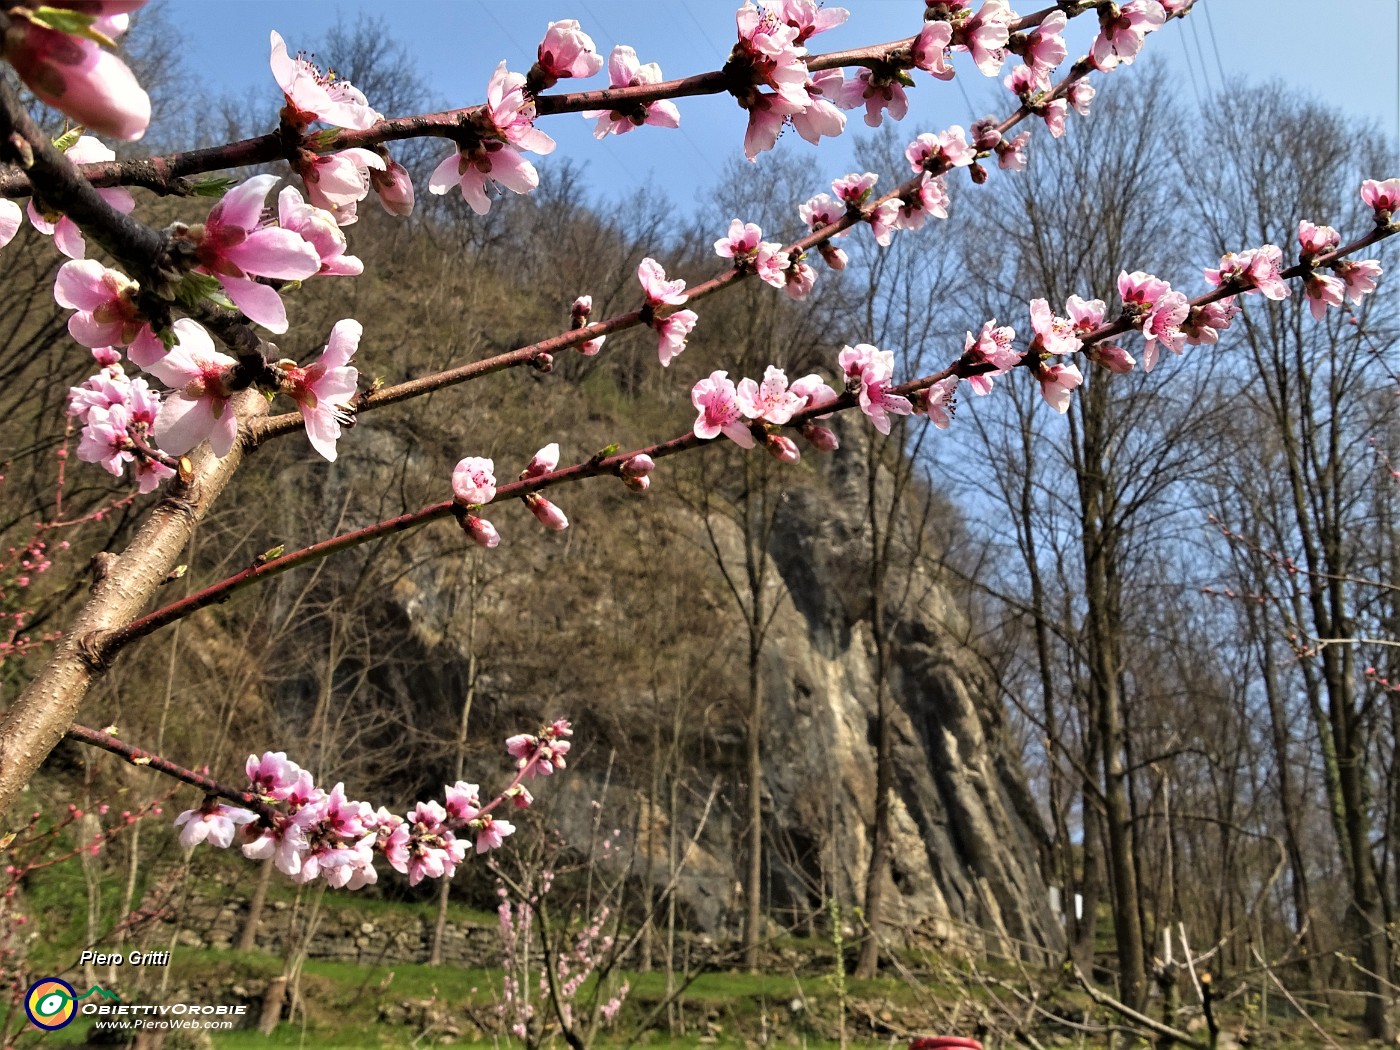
[25,978,77,1031]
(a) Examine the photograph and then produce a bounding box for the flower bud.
[525,493,569,531]
[764,433,801,464]
[971,117,1002,150]
[620,454,655,478]
[462,514,500,548]
[1088,343,1135,374]
[622,474,651,493]
[969,162,989,185]
[818,243,848,271]
[521,443,560,480]
[531,352,554,373]
[799,423,840,452]
[370,158,415,216]
[571,295,592,325]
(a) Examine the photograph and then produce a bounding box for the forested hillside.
[0,7,1396,1048]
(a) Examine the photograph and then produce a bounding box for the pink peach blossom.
[1140,290,1190,371]
[1041,98,1068,138]
[278,318,361,462]
[277,187,363,276]
[444,781,482,823]
[1361,178,1400,217]
[1304,272,1347,320]
[838,344,912,434]
[1066,295,1107,334]
[190,174,321,332]
[956,0,1013,76]
[1180,298,1238,346]
[743,91,803,159]
[1023,10,1068,74]
[738,366,804,424]
[715,219,765,260]
[484,61,556,154]
[1036,360,1083,413]
[585,46,681,137]
[996,131,1030,170]
[790,69,847,144]
[247,751,303,800]
[765,0,849,44]
[838,68,909,128]
[536,20,604,84]
[783,259,817,300]
[925,376,959,430]
[53,259,149,348]
[799,193,846,234]
[905,128,976,174]
[474,814,516,854]
[962,320,1020,395]
[894,174,950,231]
[692,371,757,448]
[1092,0,1165,70]
[735,4,810,108]
[174,803,258,850]
[911,21,955,78]
[1297,220,1340,256]
[428,142,538,216]
[269,31,380,129]
[1065,79,1096,116]
[654,310,698,366]
[453,457,497,505]
[1029,298,1082,355]
[148,319,241,458]
[301,148,386,223]
[832,171,878,208]
[1334,259,1383,304]
[637,258,688,306]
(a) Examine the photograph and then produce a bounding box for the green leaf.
[29,6,116,46]
[52,127,85,154]
[186,175,239,198]
[172,273,236,312]
[305,128,341,152]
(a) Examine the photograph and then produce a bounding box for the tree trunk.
[743,637,764,971]
[238,856,274,953]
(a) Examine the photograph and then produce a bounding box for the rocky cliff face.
[716,431,1061,961]
[318,419,1063,963]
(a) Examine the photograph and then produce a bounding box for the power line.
[1200,2,1230,88]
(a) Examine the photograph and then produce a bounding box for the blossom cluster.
[496,827,629,1042]
[172,721,571,888]
[692,364,837,458]
[685,178,1392,454]
[7,0,1167,504]
[450,448,572,550]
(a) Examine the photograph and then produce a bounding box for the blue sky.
[162,1,1398,212]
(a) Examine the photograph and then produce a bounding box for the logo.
[24,979,118,1031]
